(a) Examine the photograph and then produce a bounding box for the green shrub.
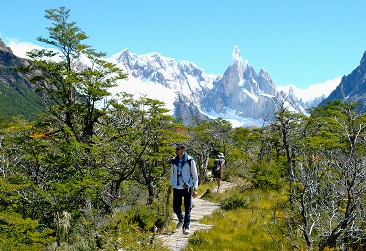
[130,205,158,231]
[100,210,169,251]
[220,194,250,210]
[249,161,283,190]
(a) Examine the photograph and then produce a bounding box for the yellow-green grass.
[183,187,308,251]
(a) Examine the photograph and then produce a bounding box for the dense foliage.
[0,80,45,121]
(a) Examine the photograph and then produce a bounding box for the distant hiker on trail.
[212,153,225,192]
[168,143,198,235]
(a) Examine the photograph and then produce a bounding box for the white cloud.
[277,77,341,102]
[3,38,43,59]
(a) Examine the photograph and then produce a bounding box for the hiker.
[168,143,199,235]
[212,153,225,192]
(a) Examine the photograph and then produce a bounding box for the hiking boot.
[176,221,183,229]
[183,228,190,235]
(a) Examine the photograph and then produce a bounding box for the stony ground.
[159,181,236,251]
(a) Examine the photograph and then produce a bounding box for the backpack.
[212,159,223,174]
[170,158,192,167]
[170,158,193,180]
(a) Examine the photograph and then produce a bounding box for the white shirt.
[170,155,198,190]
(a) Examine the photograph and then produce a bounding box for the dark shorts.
[213,169,223,179]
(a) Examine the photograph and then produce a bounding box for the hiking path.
[159,181,236,251]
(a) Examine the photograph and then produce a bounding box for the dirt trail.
[159,181,236,251]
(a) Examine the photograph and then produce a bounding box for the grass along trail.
[159,181,236,251]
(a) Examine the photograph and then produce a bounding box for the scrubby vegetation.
[0,80,45,121]
[185,186,299,251]
[1,6,366,251]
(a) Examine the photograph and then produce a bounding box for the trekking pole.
[165,186,171,234]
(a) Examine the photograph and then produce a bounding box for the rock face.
[0,38,32,87]
[0,39,15,62]
[113,46,304,126]
[114,49,215,104]
[201,46,277,120]
[0,38,30,68]
[319,51,366,111]
[0,38,45,120]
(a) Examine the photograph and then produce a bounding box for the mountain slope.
[0,39,45,121]
[107,49,217,124]
[319,51,366,111]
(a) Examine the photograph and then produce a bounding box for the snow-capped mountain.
[107,49,219,123]
[109,49,215,99]
[0,38,344,127]
[201,46,278,122]
[106,46,339,127]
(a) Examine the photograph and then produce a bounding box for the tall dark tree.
[21,6,126,142]
[14,6,127,247]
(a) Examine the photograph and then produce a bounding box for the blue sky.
[1,0,366,89]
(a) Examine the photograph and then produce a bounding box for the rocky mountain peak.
[116,48,132,61]
[232,45,241,61]
[0,38,30,68]
[319,50,366,111]
[0,38,13,54]
[230,46,248,70]
[0,39,33,90]
[113,47,215,102]
[199,46,280,122]
[360,51,366,67]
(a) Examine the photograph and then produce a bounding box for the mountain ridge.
[319,51,366,111]
[109,45,339,126]
[0,38,342,126]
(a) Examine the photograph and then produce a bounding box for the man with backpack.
[168,143,198,235]
[212,153,225,192]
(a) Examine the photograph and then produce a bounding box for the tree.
[130,97,177,204]
[185,118,231,183]
[0,120,54,250]
[95,95,177,207]
[228,127,261,179]
[13,6,128,247]
[269,94,309,186]
[288,101,366,250]
[5,6,187,250]
[21,6,126,143]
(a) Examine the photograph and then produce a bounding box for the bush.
[220,194,250,210]
[100,209,169,251]
[249,161,283,190]
[129,204,165,231]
